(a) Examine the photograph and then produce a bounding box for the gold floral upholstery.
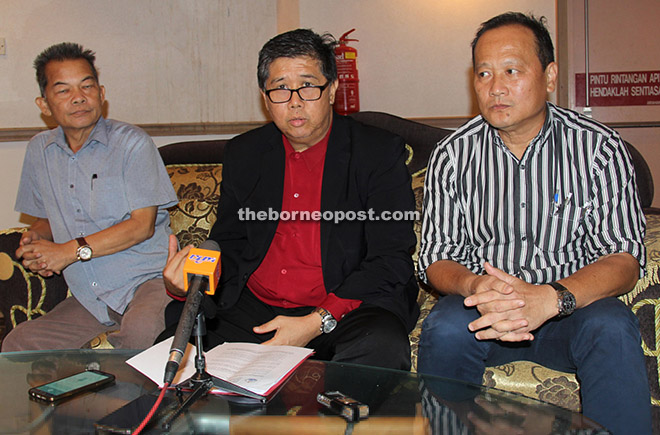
[166,164,223,248]
[483,363,580,411]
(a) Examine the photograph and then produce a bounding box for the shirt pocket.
[90,176,130,225]
[536,201,592,254]
[551,201,592,223]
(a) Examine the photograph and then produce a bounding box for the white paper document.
[126,337,313,397]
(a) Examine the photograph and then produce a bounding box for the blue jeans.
[418,295,652,435]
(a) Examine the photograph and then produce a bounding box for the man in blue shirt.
[2,42,178,351]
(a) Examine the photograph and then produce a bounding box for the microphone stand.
[162,309,214,431]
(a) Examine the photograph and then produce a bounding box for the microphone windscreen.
[199,239,220,252]
[183,240,221,295]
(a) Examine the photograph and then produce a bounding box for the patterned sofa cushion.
[0,228,70,335]
[166,164,223,247]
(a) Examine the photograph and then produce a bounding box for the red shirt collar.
[281,123,331,171]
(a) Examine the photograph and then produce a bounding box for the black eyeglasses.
[265,82,330,104]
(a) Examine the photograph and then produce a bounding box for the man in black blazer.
[162,29,419,370]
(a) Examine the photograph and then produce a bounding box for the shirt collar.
[43,116,109,152]
[488,102,553,160]
[282,122,332,171]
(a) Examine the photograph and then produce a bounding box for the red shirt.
[247,128,361,320]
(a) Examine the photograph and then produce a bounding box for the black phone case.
[28,369,115,403]
[94,393,174,434]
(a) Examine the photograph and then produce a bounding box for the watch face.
[559,291,576,315]
[323,318,338,334]
[78,246,92,261]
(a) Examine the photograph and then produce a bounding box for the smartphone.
[94,393,175,434]
[28,369,115,403]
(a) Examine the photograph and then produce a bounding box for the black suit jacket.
[208,113,420,331]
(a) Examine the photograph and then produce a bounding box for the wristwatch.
[75,237,93,262]
[314,307,337,334]
[548,281,576,317]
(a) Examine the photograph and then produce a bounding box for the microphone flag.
[183,248,221,295]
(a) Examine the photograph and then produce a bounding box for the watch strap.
[76,237,88,248]
[547,281,568,292]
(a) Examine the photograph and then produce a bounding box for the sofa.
[1,111,659,430]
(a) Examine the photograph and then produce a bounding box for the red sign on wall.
[575,70,660,107]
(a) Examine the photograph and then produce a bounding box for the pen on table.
[91,174,98,190]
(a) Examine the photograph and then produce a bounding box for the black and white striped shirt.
[418,102,646,285]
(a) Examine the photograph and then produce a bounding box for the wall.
[299,0,556,117]
[559,0,660,207]
[0,0,276,129]
[0,0,558,229]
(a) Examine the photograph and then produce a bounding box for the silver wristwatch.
[76,237,93,262]
[314,307,337,334]
[548,281,576,317]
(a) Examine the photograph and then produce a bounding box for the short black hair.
[257,29,337,91]
[34,42,98,97]
[471,12,555,70]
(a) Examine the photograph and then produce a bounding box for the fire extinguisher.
[334,29,360,115]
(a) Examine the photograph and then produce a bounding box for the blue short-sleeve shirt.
[15,117,178,324]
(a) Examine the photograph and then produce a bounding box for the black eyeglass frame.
[264,82,331,104]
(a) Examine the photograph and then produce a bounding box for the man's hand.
[464,262,557,342]
[254,313,322,347]
[18,229,42,248]
[16,239,75,277]
[162,234,193,298]
[16,230,47,274]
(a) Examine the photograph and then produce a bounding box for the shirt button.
[281,269,287,275]
[92,282,98,287]
[521,236,527,241]
[521,165,526,170]
[521,202,526,208]
[77,209,81,213]
[293,193,300,198]
[293,153,301,160]
[70,184,74,188]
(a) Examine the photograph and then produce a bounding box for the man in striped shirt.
[417,12,651,434]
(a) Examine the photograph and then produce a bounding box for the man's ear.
[545,62,558,93]
[35,97,52,117]
[328,80,339,105]
[260,90,272,114]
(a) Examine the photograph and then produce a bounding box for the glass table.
[0,349,607,434]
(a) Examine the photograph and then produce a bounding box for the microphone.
[164,239,221,385]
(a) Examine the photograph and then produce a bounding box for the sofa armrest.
[0,228,69,340]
